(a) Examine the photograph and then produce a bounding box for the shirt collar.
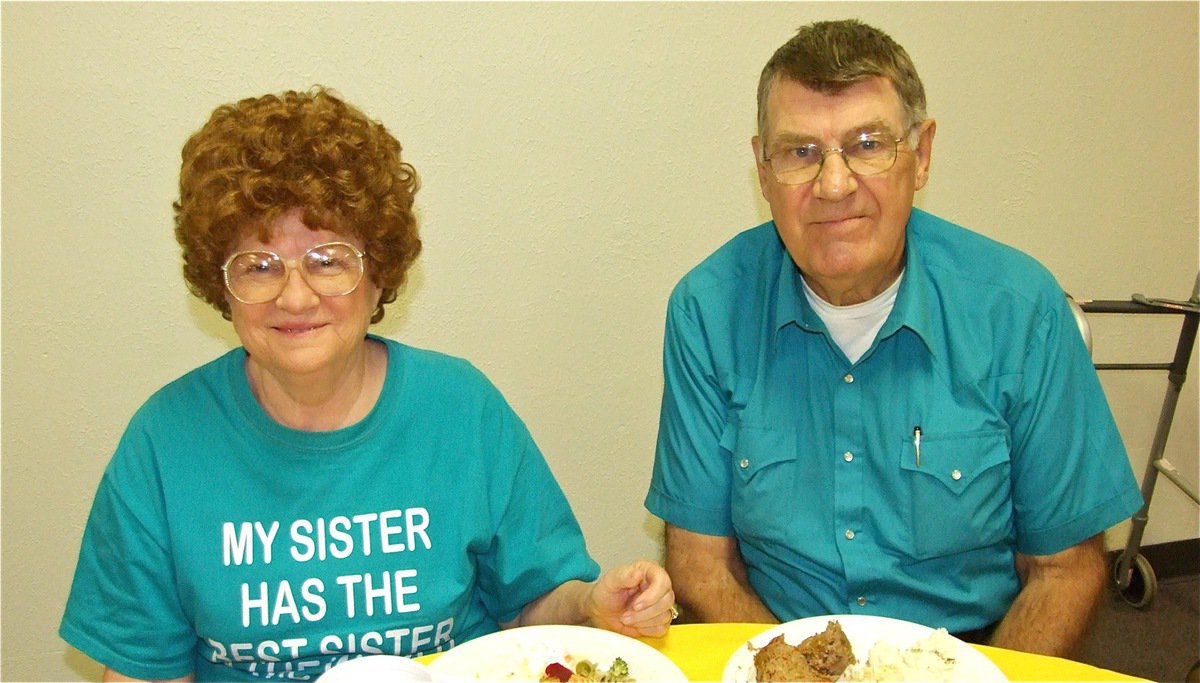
[881,229,938,358]
[770,214,941,358]
[771,231,818,332]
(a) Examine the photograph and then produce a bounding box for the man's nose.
[812,152,858,201]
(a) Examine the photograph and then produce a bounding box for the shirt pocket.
[898,429,1014,560]
[728,424,799,546]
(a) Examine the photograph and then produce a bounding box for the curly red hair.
[174,86,421,323]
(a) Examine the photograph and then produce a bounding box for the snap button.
[843,373,854,384]
[857,596,867,606]
[844,529,855,540]
[843,451,854,462]
[951,469,962,480]
[739,458,750,469]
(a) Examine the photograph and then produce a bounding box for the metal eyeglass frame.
[221,241,366,304]
[762,130,913,186]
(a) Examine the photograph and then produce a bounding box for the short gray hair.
[756,19,927,144]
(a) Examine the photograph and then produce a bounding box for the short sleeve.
[59,418,196,680]
[471,396,600,624]
[1007,295,1143,555]
[645,294,735,536]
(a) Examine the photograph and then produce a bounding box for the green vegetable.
[601,657,631,682]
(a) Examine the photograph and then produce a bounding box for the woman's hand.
[585,559,676,637]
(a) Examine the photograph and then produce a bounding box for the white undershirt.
[802,271,904,364]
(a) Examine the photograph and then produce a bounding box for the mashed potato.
[840,628,959,682]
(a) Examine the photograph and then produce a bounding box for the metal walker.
[1070,273,1200,608]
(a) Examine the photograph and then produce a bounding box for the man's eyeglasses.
[763,132,909,186]
[221,242,366,305]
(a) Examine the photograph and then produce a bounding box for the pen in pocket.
[913,425,922,467]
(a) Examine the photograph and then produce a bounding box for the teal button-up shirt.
[646,208,1142,631]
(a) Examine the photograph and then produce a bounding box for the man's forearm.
[674,570,779,623]
[990,537,1106,657]
[664,525,779,623]
[990,574,1102,656]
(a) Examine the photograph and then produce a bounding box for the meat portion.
[753,634,821,682]
[753,621,856,682]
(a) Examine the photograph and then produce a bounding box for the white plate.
[320,654,434,682]
[428,624,688,682]
[721,615,1007,682]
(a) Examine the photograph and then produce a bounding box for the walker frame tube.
[1077,273,1199,604]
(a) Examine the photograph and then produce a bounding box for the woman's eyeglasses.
[221,242,366,304]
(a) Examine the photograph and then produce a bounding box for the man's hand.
[990,533,1107,656]
[665,524,778,623]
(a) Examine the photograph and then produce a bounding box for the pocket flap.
[732,424,796,478]
[899,430,1010,495]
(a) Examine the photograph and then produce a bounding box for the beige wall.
[2,2,1196,680]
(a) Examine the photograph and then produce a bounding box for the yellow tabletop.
[421,623,1147,681]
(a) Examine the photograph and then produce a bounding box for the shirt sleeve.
[1007,293,1144,555]
[59,416,197,680]
[645,293,736,536]
[471,393,600,625]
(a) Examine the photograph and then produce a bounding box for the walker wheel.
[1112,552,1157,608]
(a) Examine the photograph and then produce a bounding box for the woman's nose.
[273,266,321,311]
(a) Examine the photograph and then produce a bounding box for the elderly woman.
[59,88,674,682]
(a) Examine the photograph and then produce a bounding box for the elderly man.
[644,19,1142,657]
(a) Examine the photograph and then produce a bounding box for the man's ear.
[752,136,770,198]
[913,119,936,191]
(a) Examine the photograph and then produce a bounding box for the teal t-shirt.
[646,208,1142,632]
[61,337,600,681]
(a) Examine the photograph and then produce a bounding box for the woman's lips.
[274,322,326,335]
